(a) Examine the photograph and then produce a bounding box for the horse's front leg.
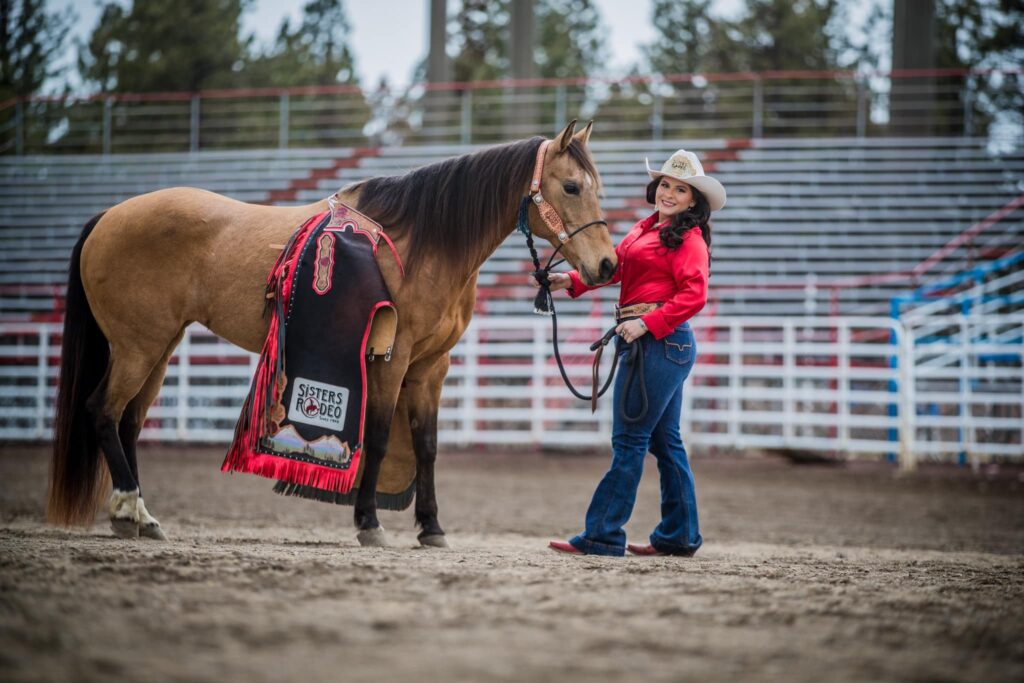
[405,355,450,548]
[354,358,406,547]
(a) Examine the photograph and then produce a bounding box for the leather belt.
[615,302,661,321]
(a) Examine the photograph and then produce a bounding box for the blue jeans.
[570,322,702,557]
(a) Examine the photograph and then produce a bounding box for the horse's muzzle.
[598,257,617,283]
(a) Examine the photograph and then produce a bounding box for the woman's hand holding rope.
[531,272,572,292]
[615,319,647,343]
[530,274,649,343]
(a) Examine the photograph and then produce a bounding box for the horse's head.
[526,120,617,285]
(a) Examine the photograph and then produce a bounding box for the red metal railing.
[2,67,1020,154]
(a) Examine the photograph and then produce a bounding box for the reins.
[517,140,647,422]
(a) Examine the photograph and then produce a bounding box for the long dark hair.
[353,137,598,276]
[646,177,712,255]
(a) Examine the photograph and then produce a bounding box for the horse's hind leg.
[119,330,184,540]
[354,367,405,547]
[87,344,164,538]
[406,356,450,548]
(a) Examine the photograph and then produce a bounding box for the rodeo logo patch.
[288,377,350,431]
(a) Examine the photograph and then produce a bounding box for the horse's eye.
[563,182,579,195]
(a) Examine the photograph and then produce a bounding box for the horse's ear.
[555,119,577,153]
[573,120,594,146]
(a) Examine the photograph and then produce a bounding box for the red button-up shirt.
[566,212,709,339]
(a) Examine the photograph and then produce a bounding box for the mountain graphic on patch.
[263,425,308,455]
[309,435,351,464]
[264,425,350,464]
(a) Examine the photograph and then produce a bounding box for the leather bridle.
[516,139,646,420]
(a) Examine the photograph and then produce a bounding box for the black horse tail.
[48,212,109,526]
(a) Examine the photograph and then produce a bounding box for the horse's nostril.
[599,258,617,281]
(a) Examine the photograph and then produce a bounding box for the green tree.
[243,0,359,87]
[0,0,73,153]
[643,0,845,76]
[642,0,722,76]
[536,0,604,79]
[933,0,1022,136]
[727,0,842,72]
[436,0,604,142]
[450,0,509,83]
[79,0,251,93]
[0,0,72,100]
[637,0,851,137]
[448,0,604,82]
[241,0,368,148]
[590,69,660,140]
[854,0,1023,138]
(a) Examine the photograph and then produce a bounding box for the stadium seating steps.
[1,138,1021,320]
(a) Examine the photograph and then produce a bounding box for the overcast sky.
[51,0,746,93]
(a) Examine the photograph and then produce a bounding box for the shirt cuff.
[642,312,673,339]
[566,270,588,298]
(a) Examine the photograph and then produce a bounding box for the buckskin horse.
[48,121,618,547]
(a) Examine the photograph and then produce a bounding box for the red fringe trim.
[222,211,361,495]
[223,451,360,494]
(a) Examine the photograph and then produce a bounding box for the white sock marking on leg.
[137,497,160,527]
[109,488,140,522]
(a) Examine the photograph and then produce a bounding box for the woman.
[546,148,725,557]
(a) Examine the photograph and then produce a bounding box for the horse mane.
[353,136,598,276]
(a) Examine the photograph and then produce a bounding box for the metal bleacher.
[1,138,1022,319]
[0,148,354,315]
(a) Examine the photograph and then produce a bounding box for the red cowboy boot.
[549,540,585,555]
[626,543,665,556]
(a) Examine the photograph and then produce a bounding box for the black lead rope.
[521,211,648,423]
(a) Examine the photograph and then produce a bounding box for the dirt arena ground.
[1,445,1022,683]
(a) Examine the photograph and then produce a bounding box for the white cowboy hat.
[646,149,727,211]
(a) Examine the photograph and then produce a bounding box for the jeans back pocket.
[663,332,695,366]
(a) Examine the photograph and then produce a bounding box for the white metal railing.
[1,315,1020,466]
[902,314,1024,466]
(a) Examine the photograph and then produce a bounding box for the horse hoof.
[110,518,139,539]
[357,527,389,547]
[139,523,167,540]
[418,534,448,548]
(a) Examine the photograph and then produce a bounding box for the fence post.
[102,97,113,156]
[897,322,916,472]
[462,322,478,445]
[278,91,290,149]
[838,322,850,450]
[752,78,763,138]
[14,99,24,155]
[781,321,794,444]
[35,325,49,439]
[176,330,190,441]
[856,79,867,138]
[782,321,794,445]
[460,88,473,145]
[959,316,972,469]
[189,94,200,152]
[532,319,545,443]
[729,319,741,450]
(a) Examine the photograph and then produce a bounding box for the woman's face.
[654,176,694,222]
